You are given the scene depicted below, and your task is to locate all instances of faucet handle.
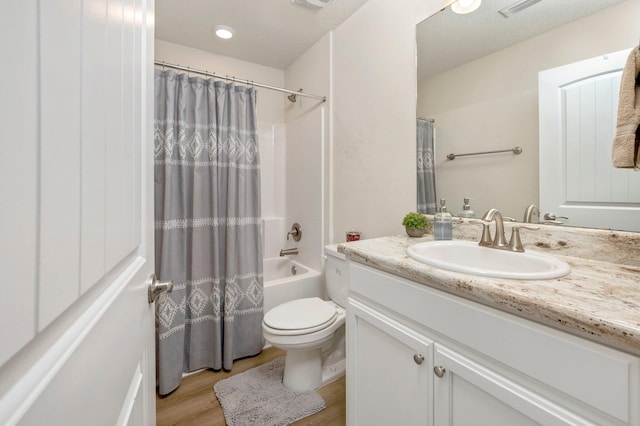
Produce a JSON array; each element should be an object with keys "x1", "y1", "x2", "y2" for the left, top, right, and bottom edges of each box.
[
  {"x1": 542, "y1": 213, "x2": 568, "y2": 225},
  {"x1": 508, "y1": 225, "x2": 540, "y2": 252},
  {"x1": 470, "y1": 219, "x2": 492, "y2": 246}
]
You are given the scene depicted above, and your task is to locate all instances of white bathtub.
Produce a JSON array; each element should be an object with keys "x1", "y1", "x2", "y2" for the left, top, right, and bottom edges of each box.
[{"x1": 262, "y1": 257, "x2": 323, "y2": 314}]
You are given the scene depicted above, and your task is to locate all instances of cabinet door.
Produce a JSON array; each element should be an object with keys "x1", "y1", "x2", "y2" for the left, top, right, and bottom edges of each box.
[
  {"x1": 433, "y1": 344, "x2": 595, "y2": 426},
  {"x1": 347, "y1": 299, "x2": 433, "y2": 426}
]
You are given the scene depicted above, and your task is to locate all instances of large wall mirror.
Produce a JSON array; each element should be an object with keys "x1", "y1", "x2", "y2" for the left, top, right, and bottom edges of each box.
[{"x1": 416, "y1": 0, "x2": 639, "y2": 231}]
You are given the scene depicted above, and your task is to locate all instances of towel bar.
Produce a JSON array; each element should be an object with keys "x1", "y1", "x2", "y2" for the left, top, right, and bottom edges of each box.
[{"x1": 447, "y1": 146, "x2": 522, "y2": 160}]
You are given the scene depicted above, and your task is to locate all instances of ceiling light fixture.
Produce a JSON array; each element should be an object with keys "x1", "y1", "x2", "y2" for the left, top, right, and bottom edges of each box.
[
  {"x1": 451, "y1": 0, "x2": 482, "y2": 14},
  {"x1": 214, "y1": 25, "x2": 235, "y2": 40},
  {"x1": 290, "y1": 0, "x2": 331, "y2": 9},
  {"x1": 498, "y1": 0, "x2": 541, "y2": 18}
]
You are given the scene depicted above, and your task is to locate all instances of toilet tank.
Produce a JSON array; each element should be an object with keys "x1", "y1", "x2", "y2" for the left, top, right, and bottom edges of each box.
[{"x1": 324, "y1": 244, "x2": 347, "y2": 307}]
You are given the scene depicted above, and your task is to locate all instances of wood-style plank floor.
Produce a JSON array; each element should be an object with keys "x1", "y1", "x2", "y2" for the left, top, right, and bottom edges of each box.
[{"x1": 156, "y1": 347, "x2": 346, "y2": 426}]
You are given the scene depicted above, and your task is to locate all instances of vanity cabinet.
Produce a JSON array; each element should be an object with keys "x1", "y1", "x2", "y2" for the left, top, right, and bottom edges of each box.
[
  {"x1": 346, "y1": 261, "x2": 640, "y2": 426},
  {"x1": 348, "y1": 298, "x2": 433, "y2": 425}
]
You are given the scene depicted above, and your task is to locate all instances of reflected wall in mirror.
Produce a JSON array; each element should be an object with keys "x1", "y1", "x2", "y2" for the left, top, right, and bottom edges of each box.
[{"x1": 416, "y1": 0, "x2": 639, "y2": 230}]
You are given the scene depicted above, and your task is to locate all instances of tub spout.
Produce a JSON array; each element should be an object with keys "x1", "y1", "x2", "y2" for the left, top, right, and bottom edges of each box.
[{"x1": 279, "y1": 248, "x2": 299, "y2": 256}]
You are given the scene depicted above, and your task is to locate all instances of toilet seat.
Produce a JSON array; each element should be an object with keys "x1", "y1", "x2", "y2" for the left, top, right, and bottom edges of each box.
[{"x1": 263, "y1": 297, "x2": 337, "y2": 336}]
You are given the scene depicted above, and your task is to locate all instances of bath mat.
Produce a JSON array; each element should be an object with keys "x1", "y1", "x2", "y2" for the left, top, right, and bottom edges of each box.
[{"x1": 214, "y1": 357, "x2": 326, "y2": 426}]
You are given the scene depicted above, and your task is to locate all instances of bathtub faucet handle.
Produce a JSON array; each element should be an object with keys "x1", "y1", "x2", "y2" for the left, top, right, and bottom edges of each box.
[{"x1": 287, "y1": 223, "x2": 302, "y2": 241}]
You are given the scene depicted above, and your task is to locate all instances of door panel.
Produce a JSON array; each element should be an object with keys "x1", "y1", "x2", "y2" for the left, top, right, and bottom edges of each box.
[
  {"x1": 348, "y1": 299, "x2": 433, "y2": 426},
  {"x1": 539, "y1": 48, "x2": 640, "y2": 231},
  {"x1": 0, "y1": 0, "x2": 156, "y2": 424},
  {"x1": 0, "y1": 0, "x2": 39, "y2": 366},
  {"x1": 434, "y1": 344, "x2": 592, "y2": 426}
]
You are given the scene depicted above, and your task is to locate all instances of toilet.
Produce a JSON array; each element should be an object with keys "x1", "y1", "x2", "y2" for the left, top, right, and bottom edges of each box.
[{"x1": 262, "y1": 244, "x2": 347, "y2": 392}]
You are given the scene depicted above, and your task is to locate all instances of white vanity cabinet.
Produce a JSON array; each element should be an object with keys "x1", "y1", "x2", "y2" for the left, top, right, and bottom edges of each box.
[
  {"x1": 346, "y1": 261, "x2": 640, "y2": 426},
  {"x1": 348, "y1": 298, "x2": 434, "y2": 425}
]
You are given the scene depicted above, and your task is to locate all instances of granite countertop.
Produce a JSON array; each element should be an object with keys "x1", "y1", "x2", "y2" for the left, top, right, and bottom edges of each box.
[{"x1": 338, "y1": 235, "x2": 640, "y2": 357}]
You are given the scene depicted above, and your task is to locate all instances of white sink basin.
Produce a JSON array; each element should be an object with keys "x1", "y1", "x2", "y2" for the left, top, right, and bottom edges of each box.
[{"x1": 407, "y1": 240, "x2": 571, "y2": 280}]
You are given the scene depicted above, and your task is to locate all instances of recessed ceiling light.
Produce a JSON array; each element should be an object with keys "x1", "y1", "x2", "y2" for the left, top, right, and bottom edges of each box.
[
  {"x1": 451, "y1": 0, "x2": 482, "y2": 14},
  {"x1": 214, "y1": 25, "x2": 235, "y2": 40}
]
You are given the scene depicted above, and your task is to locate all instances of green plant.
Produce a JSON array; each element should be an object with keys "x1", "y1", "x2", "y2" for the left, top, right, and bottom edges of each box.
[{"x1": 402, "y1": 212, "x2": 429, "y2": 229}]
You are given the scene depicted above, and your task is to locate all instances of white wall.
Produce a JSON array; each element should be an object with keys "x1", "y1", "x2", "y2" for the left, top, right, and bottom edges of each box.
[
  {"x1": 331, "y1": 0, "x2": 447, "y2": 240},
  {"x1": 259, "y1": 123, "x2": 287, "y2": 259},
  {"x1": 417, "y1": 0, "x2": 639, "y2": 220},
  {"x1": 284, "y1": 34, "x2": 331, "y2": 271}
]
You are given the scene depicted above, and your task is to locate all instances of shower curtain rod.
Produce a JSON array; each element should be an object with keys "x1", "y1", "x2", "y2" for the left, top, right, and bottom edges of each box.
[{"x1": 154, "y1": 61, "x2": 327, "y2": 102}]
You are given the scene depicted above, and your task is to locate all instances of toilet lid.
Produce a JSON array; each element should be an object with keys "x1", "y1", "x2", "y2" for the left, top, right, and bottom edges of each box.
[{"x1": 264, "y1": 297, "x2": 337, "y2": 332}]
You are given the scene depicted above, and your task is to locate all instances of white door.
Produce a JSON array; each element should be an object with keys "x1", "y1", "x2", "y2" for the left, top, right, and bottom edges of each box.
[
  {"x1": 0, "y1": 1, "x2": 156, "y2": 425},
  {"x1": 539, "y1": 48, "x2": 640, "y2": 231}
]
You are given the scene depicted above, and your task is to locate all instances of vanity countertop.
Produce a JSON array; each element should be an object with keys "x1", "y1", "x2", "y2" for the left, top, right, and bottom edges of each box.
[{"x1": 338, "y1": 235, "x2": 640, "y2": 357}]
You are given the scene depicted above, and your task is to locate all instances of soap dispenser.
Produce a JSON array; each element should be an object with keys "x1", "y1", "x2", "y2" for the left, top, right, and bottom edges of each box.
[
  {"x1": 459, "y1": 197, "x2": 476, "y2": 218},
  {"x1": 434, "y1": 198, "x2": 453, "y2": 240}
]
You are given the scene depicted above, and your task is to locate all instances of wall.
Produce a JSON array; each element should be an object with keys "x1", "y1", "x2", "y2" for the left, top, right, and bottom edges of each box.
[
  {"x1": 417, "y1": 0, "x2": 639, "y2": 220},
  {"x1": 284, "y1": 34, "x2": 331, "y2": 271},
  {"x1": 258, "y1": 123, "x2": 287, "y2": 258},
  {"x1": 331, "y1": 0, "x2": 447, "y2": 241}
]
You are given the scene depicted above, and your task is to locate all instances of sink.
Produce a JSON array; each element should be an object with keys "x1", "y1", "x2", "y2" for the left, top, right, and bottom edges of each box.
[{"x1": 406, "y1": 240, "x2": 571, "y2": 280}]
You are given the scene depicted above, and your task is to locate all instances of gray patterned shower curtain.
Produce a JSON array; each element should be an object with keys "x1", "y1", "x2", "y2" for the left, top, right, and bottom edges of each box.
[
  {"x1": 154, "y1": 69, "x2": 264, "y2": 395},
  {"x1": 417, "y1": 118, "x2": 437, "y2": 214}
]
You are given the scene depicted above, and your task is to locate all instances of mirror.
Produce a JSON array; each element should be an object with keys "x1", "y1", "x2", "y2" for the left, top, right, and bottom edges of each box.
[{"x1": 416, "y1": 0, "x2": 638, "y2": 229}]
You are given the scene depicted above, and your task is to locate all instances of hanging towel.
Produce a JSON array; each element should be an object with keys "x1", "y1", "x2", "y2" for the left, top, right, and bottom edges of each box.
[{"x1": 612, "y1": 46, "x2": 640, "y2": 168}]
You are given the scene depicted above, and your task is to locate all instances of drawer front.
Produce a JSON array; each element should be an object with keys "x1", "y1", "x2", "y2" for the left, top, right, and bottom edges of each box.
[{"x1": 349, "y1": 262, "x2": 640, "y2": 424}]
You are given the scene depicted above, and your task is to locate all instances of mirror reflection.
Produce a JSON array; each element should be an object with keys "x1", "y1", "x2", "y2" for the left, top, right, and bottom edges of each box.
[{"x1": 416, "y1": 0, "x2": 639, "y2": 230}]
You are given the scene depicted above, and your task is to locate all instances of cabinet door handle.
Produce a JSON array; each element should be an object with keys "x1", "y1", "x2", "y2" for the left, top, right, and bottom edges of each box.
[
  {"x1": 433, "y1": 366, "x2": 446, "y2": 378},
  {"x1": 413, "y1": 354, "x2": 424, "y2": 365}
]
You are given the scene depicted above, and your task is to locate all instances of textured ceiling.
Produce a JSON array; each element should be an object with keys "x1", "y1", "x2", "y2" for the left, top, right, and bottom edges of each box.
[
  {"x1": 417, "y1": 0, "x2": 628, "y2": 81},
  {"x1": 155, "y1": 0, "x2": 369, "y2": 70}
]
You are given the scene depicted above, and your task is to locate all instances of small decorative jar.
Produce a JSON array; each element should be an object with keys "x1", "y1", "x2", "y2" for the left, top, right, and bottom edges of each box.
[{"x1": 346, "y1": 229, "x2": 361, "y2": 242}]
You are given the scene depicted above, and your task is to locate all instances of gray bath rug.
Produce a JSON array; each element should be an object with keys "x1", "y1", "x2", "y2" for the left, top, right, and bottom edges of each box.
[{"x1": 214, "y1": 357, "x2": 326, "y2": 426}]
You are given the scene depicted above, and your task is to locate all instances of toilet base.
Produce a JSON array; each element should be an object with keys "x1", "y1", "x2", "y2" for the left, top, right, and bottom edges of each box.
[
  {"x1": 283, "y1": 348, "x2": 323, "y2": 392},
  {"x1": 319, "y1": 358, "x2": 346, "y2": 388},
  {"x1": 281, "y1": 348, "x2": 346, "y2": 392}
]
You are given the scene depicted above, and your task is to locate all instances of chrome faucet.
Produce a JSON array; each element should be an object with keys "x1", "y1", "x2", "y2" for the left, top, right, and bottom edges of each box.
[
  {"x1": 523, "y1": 204, "x2": 540, "y2": 223},
  {"x1": 475, "y1": 208, "x2": 539, "y2": 252},
  {"x1": 279, "y1": 247, "x2": 299, "y2": 256},
  {"x1": 481, "y1": 208, "x2": 509, "y2": 248}
]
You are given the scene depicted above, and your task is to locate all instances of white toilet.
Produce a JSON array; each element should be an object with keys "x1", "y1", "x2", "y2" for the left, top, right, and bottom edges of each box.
[{"x1": 262, "y1": 244, "x2": 347, "y2": 392}]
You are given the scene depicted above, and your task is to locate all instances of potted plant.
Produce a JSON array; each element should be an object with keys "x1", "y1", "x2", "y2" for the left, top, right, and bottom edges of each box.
[{"x1": 402, "y1": 212, "x2": 429, "y2": 237}]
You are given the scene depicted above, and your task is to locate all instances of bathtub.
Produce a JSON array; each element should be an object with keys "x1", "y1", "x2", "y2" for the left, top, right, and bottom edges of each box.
[{"x1": 262, "y1": 257, "x2": 323, "y2": 314}]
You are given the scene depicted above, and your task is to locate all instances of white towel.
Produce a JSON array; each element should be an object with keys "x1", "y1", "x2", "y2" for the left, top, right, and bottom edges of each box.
[{"x1": 612, "y1": 46, "x2": 640, "y2": 168}]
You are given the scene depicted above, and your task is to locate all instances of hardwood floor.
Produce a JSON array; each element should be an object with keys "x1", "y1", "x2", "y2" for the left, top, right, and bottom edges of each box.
[{"x1": 156, "y1": 347, "x2": 346, "y2": 426}]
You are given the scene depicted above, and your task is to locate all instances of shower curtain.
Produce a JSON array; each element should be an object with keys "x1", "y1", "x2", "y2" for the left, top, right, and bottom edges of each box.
[
  {"x1": 417, "y1": 118, "x2": 437, "y2": 214},
  {"x1": 154, "y1": 69, "x2": 263, "y2": 395}
]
